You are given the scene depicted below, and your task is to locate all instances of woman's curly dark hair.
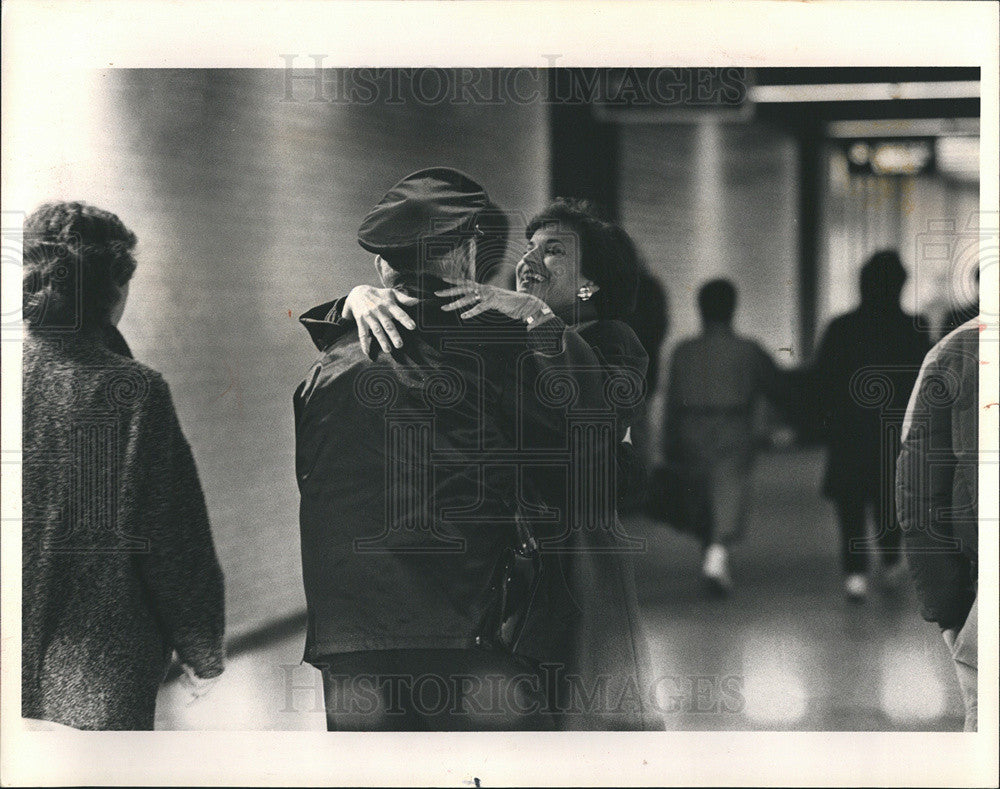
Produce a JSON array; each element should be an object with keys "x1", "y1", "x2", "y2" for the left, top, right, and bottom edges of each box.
[
  {"x1": 23, "y1": 202, "x2": 137, "y2": 329},
  {"x1": 525, "y1": 198, "x2": 639, "y2": 320}
]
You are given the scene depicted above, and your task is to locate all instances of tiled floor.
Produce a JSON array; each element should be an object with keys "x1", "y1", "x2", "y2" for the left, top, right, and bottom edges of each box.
[{"x1": 155, "y1": 447, "x2": 965, "y2": 731}]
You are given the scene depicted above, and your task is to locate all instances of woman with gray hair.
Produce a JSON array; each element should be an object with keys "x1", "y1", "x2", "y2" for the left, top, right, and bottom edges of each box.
[{"x1": 21, "y1": 201, "x2": 225, "y2": 730}]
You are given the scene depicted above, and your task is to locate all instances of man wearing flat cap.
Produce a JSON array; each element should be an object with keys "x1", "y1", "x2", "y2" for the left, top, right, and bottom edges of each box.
[{"x1": 294, "y1": 168, "x2": 610, "y2": 731}]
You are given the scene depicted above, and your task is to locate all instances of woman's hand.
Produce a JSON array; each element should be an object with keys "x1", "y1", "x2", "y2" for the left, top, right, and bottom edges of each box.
[
  {"x1": 343, "y1": 285, "x2": 417, "y2": 354},
  {"x1": 436, "y1": 277, "x2": 549, "y2": 322}
]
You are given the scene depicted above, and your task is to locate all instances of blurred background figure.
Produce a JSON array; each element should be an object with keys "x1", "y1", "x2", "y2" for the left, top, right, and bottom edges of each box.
[
  {"x1": 662, "y1": 278, "x2": 780, "y2": 596},
  {"x1": 897, "y1": 316, "x2": 980, "y2": 731},
  {"x1": 812, "y1": 250, "x2": 931, "y2": 602},
  {"x1": 938, "y1": 267, "x2": 980, "y2": 340},
  {"x1": 21, "y1": 202, "x2": 226, "y2": 730}
]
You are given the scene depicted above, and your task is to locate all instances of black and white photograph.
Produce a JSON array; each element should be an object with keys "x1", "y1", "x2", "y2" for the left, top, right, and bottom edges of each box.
[{"x1": 1, "y1": 1, "x2": 997, "y2": 786}]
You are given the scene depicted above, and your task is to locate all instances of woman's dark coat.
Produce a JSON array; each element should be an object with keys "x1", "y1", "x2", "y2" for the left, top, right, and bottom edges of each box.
[
  {"x1": 512, "y1": 318, "x2": 659, "y2": 730},
  {"x1": 813, "y1": 301, "x2": 931, "y2": 502},
  {"x1": 22, "y1": 326, "x2": 225, "y2": 730}
]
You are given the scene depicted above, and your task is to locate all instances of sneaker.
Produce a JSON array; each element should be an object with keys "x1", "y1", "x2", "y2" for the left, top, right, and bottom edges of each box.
[
  {"x1": 845, "y1": 573, "x2": 868, "y2": 602},
  {"x1": 702, "y1": 544, "x2": 733, "y2": 596}
]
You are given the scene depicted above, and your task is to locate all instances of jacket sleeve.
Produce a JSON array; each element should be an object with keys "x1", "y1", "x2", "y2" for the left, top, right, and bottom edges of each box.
[
  {"x1": 299, "y1": 296, "x2": 357, "y2": 352},
  {"x1": 516, "y1": 317, "x2": 649, "y2": 519},
  {"x1": 123, "y1": 374, "x2": 227, "y2": 677},
  {"x1": 896, "y1": 348, "x2": 975, "y2": 631},
  {"x1": 579, "y1": 321, "x2": 650, "y2": 507},
  {"x1": 522, "y1": 317, "x2": 648, "y2": 440}
]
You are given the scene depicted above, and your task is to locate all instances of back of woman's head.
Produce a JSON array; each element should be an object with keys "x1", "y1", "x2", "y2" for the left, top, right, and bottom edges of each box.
[
  {"x1": 525, "y1": 197, "x2": 639, "y2": 320},
  {"x1": 23, "y1": 202, "x2": 137, "y2": 329}
]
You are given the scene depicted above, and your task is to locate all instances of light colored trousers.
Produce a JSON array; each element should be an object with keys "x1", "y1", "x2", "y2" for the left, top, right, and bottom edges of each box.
[
  {"x1": 675, "y1": 412, "x2": 754, "y2": 546},
  {"x1": 944, "y1": 596, "x2": 977, "y2": 732}
]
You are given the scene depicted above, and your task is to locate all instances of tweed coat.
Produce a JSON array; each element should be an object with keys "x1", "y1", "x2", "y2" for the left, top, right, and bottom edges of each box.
[{"x1": 22, "y1": 325, "x2": 225, "y2": 730}]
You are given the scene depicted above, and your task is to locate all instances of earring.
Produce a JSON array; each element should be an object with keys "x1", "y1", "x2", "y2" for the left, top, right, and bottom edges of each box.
[{"x1": 577, "y1": 284, "x2": 594, "y2": 301}]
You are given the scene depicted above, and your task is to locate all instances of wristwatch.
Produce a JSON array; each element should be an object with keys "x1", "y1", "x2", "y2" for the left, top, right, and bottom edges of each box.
[{"x1": 524, "y1": 304, "x2": 553, "y2": 326}]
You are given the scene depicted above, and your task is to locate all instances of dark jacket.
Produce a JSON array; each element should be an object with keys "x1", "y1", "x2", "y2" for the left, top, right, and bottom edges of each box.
[
  {"x1": 813, "y1": 302, "x2": 931, "y2": 500},
  {"x1": 294, "y1": 298, "x2": 618, "y2": 661},
  {"x1": 896, "y1": 318, "x2": 979, "y2": 631},
  {"x1": 22, "y1": 326, "x2": 225, "y2": 730}
]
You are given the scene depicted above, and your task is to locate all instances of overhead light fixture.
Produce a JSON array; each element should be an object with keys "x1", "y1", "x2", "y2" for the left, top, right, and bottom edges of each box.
[
  {"x1": 842, "y1": 139, "x2": 934, "y2": 175},
  {"x1": 870, "y1": 141, "x2": 933, "y2": 175},
  {"x1": 750, "y1": 81, "x2": 980, "y2": 103},
  {"x1": 827, "y1": 118, "x2": 980, "y2": 138}
]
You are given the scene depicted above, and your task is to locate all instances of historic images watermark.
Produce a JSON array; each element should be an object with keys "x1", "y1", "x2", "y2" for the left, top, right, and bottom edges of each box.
[
  {"x1": 3, "y1": 212, "x2": 86, "y2": 340},
  {"x1": 279, "y1": 62, "x2": 749, "y2": 109},
  {"x1": 912, "y1": 211, "x2": 997, "y2": 330},
  {"x1": 277, "y1": 663, "x2": 746, "y2": 720}
]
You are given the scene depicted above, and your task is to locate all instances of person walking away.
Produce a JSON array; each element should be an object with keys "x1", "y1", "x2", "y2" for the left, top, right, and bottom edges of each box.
[
  {"x1": 21, "y1": 202, "x2": 225, "y2": 730},
  {"x1": 663, "y1": 278, "x2": 780, "y2": 596},
  {"x1": 813, "y1": 250, "x2": 931, "y2": 601}
]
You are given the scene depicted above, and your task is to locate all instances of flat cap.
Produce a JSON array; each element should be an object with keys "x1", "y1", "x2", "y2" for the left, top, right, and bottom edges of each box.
[{"x1": 357, "y1": 167, "x2": 489, "y2": 261}]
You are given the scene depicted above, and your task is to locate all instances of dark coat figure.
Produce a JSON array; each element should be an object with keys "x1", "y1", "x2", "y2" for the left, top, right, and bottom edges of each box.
[
  {"x1": 300, "y1": 184, "x2": 658, "y2": 730},
  {"x1": 812, "y1": 251, "x2": 931, "y2": 586},
  {"x1": 296, "y1": 303, "x2": 644, "y2": 652},
  {"x1": 22, "y1": 326, "x2": 226, "y2": 730}
]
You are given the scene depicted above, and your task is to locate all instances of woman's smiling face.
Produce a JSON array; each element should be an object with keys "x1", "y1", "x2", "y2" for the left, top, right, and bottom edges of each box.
[{"x1": 516, "y1": 225, "x2": 585, "y2": 314}]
